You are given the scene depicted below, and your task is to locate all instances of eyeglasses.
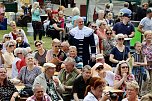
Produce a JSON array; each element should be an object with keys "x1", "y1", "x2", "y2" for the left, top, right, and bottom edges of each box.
[
  {"x1": 28, "y1": 58, "x2": 34, "y2": 60},
  {"x1": 118, "y1": 38, "x2": 124, "y2": 41},
  {"x1": 106, "y1": 32, "x2": 112, "y2": 35},
  {"x1": 36, "y1": 91, "x2": 43, "y2": 93},
  {"x1": 35, "y1": 44, "x2": 41, "y2": 47},
  {"x1": 5, "y1": 37, "x2": 10, "y2": 39},
  {"x1": 17, "y1": 53, "x2": 22, "y2": 54},
  {"x1": 121, "y1": 66, "x2": 128, "y2": 69},
  {"x1": 54, "y1": 45, "x2": 60, "y2": 48},
  {"x1": 92, "y1": 26, "x2": 97, "y2": 28},
  {"x1": 0, "y1": 71, "x2": 6, "y2": 74},
  {"x1": 9, "y1": 45, "x2": 14, "y2": 47}
]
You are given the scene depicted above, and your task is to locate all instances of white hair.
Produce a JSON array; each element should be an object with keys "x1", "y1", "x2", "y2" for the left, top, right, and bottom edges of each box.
[
  {"x1": 72, "y1": 7, "x2": 80, "y2": 16},
  {"x1": 115, "y1": 33, "x2": 124, "y2": 40}
]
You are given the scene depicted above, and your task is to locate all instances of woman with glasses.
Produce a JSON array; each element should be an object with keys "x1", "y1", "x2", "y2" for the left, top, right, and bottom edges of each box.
[
  {"x1": 9, "y1": 21, "x2": 28, "y2": 43},
  {"x1": 3, "y1": 41, "x2": 15, "y2": 78},
  {"x1": 102, "y1": 29, "x2": 116, "y2": 66},
  {"x1": 1, "y1": 34, "x2": 11, "y2": 53},
  {"x1": 110, "y1": 34, "x2": 131, "y2": 68},
  {"x1": 0, "y1": 68, "x2": 19, "y2": 101},
  {"x1": 34, "y1": 40, "x2": 47, "y2": 66},
  {"x1": 96, "y1": 20, "x2": 108, "y2": 52},
  {"x1": 114, "y1": 61, "x2": 134, "y2": 91},
  {"x1": 46, "y1": 38, "x2": 66, "y2": 71}
]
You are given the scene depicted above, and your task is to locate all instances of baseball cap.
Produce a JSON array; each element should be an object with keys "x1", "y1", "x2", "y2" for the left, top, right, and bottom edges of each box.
[
  {"x1": 43, "y1": 63, "x2": 56, "y2": 69},
  {"x1": 96, "y1": 54, "x2": 104, "y2": 60},
  {"x1": 123, "y1": 13, "x2": 131, "y2": 17}
]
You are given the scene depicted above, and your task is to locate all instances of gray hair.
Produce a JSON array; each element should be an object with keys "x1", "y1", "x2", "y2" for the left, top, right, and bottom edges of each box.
[
  {"x1": 64, "y1": 57, "x2": 75, "y2": 64},
  {"x1": 72, "y1": 7, "x2": 80, "y2": 16},
  {"x1": 14, "y1": 48, "x2": 23, "y2": 57},
  {"x1": 33, "y1": 83, "x2": 44, "y2": 92},
  {"x1": 82, "y1": 65, "x2": 91, "y2": 72},
  {"x1": 141, "y1": 93, "x2": 152, "y2": 101},
  {"x1": 115, "y1": 33, "x2": 124, "y2": 40},
  {"x1": 69, "y1": 46, "x2": 77, "y2": 50}
]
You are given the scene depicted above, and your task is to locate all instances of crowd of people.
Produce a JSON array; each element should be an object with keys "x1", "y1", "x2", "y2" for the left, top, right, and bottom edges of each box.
[{"x1": 0, "y1": 1, "x2": 152, "y2": 101}]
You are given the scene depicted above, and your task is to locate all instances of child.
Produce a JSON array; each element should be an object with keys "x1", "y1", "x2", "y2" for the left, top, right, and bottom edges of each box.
[{"x1": 132, "y1": 41, "x2": 147, "y2": 94}]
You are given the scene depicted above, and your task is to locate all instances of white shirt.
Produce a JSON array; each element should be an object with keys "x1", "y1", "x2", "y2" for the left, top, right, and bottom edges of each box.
[
  {"x1": 122, "y1": 98, "x2": 140, "y2": 101},
  {"x1": 83, "y1": 92, "x2": 98, "y2": 101}
]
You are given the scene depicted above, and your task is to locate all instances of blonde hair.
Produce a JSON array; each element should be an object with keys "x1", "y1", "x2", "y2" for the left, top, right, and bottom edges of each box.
[
  {"x1": 144, "y1": 30, "x2": 152, "y2": 38},
  {"x1": 115, "y1": 60, "x2": 131, "y2": 75},
  {"x1": 14, "y1": 48, "x2": 23, "y2": 56},
  {"x1": 52, "y1": 38, "x2": 61, "y2": 45},
  {"x1": 10, "y1": 21, "x2": 16, "y2": 26},
  {"x1": 126, "y1": 81, "x2": 139, "y2": 93},
  {"x1": 72, "y1": 7, "x2": 80, "y2": 16},
  {"x1": 115, "y1": 33, "x2": 124, "y2": 40},
  {"x1": 69, "y1": 46, "x2": 77, "y2": 50},
  {"x1": 141, "y1": 93, "x2": 152, "y2": 101},
  {"x1": 97, "y1": 10, "x2": 104, "y2": 14}
]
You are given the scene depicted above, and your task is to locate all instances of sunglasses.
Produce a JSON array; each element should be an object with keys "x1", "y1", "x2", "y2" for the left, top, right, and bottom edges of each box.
[
  {"x1": 106, "y1": 32, "x2": 112, "y2": 35},
  {"x1": 5, "y1": 37, "x2": 10, "y2": 39},
  {"x1": 54, "y1": 45, "x2": 60, "y2": 48},
  {"x1": 118, "y1": 38, "x2": 124, "y2": 41},
  {"x1": 121, "y1": 66, "x2": 128, "y2": 69},
  {"x1": 17, "y1": 53, "x2": 22, "y2": 54},
  {"x1": 9, "y1": 45, "x2": 14, "y2": 47},
  {"x1": 92, "y1": 26, "x2": 97, "y2": 28},
  {"x1": 35, "y1": 44, "x2": 41, "y2": 47}
]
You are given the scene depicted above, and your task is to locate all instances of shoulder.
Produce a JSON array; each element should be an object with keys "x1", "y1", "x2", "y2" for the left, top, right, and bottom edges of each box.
[
  {"x1": 84, "y1": 92, "x2": 98, "y2": 101},
  {"x1": 122, "y1": 98, "x2": 128, "y2": 101}
]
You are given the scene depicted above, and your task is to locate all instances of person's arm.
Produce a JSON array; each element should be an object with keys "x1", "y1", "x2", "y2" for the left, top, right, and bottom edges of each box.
[
  {"x1": 128, "y1": 31, "x2": 135, "y2": 38},
  {"x1": 52, "y1": 23, "x2": 64, "y2": 31},
  {"x1": 137, "y1": 24, "x2": 144, "y2": 34},
  {"x1": 136, "y1": 56, "x2": 147, "y2": 66},
  {"x1": 126, "y1": 52, "x2": 131, "y2": 62},
  {"x1": 132, "y1": 56, "x2": 140, "y2": 67},
  {"x1": 10, "y1": 92, "x2": 19, "y2": 101},
  {"x1": 109, "y1": 54, "x2": 119, "y2": 63},
  {"x1": 114, "y1": 73, "x2": 127, "y2": 89},
  {"x1": 73, "y1": 93, "x2": 79, "y2": 101}
]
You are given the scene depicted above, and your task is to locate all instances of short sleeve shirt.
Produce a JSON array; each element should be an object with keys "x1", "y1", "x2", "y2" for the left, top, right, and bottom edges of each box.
[
  {"x1": 139, "y1": 17, "x2": 152, "y2": 31},
  {"x1": 113, "y1": 22, "x2": 135, "y2": 35}
]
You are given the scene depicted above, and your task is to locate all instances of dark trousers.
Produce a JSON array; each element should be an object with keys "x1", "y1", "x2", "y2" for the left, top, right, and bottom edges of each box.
[
  {"x1": 62, "y1": 95, "x2": 72, "y2": 101},
  {"x1": 32, "y1": 21, "x2": 43, "y2": 41}
]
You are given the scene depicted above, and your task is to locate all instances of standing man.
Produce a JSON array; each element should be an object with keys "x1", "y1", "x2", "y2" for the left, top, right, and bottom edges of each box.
[
  {"x1": 72, "y1": 65, "x2": 92, "y2": 101},
  {"x1": 69, "y1": 17, "x2": 96, "y2": 65},
  {"x1": 120, "y1": 2, "x2": 132, "y2": 16},
  {"x1": 112, "y1": 13, "x2": 135, "y2": 48},
  {"x1": 138, "y1": 8, "x2": 152, "y2": 34},
  {"x1": 58, "y1": 57, "x2": 80, "y2": 101}
]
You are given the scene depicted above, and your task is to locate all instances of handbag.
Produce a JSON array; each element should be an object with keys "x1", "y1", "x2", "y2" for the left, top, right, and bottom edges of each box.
[{"x1": 19, "y1": 86, "x2": 33, "y2": 97}]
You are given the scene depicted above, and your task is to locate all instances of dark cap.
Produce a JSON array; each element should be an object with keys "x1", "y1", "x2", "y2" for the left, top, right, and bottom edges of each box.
[
  {"x1": 147, "y1": 8, "x2": 152, "y2": 14},
  {"x1": 123, "y1": 13, "x2": 131, "y2": 17}
]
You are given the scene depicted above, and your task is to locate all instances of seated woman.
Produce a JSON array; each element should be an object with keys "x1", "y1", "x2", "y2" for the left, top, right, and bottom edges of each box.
[
  {"x1": 69, "y1": 46, "x2": 83, "y2": 69},
  {"x1": 1, "y1": 34, "x2": 11, "y2": 53},
  {"x1": 17, "y1": 54, "x2": 42, "y2": 96},
  {"x1": 122, "y1": 81, "x2": 140, "y2": 101},
  {"x1": 114, "y1": 61, "x2": 134, "y2": 91},
  {"x1": 34, "y1": 40, "x2": 47, "y2": 66},
  {"x1": 110, "y1": 34, "x2": 131, "y2": 68},
  {"x1": 0, "y1": 68, "x2": 18, "y2": 101},
  {"x1": 83, "y1": 77, "x2": 109, "y2": 101},
  {"x1": 46, "y1": 38, "x2": 66, "y2": 71},
  {"x1": 9, "y1": 21, "x2": 28, "y2": 43}
]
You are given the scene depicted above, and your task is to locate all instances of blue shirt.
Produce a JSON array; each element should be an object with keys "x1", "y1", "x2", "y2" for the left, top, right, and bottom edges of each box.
[
  {"x1": 32, "y1": 8, "x2": 41, "y2": 22},
  {"x1": 113, "y1": 22, "x2": 135, "y2": 35}
]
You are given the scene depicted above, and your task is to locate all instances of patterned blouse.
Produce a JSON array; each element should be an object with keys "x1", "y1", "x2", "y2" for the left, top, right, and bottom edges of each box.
[
  {"x1": 142, "y1": 42, "x2": 152, "y2": 69},
  {"x1": 115, "y1": 74, "x2": 134, "y2": 91},
  {"x1": 26, "y1": 93, "x2": 52, "y2": 101},
  {"x1": 0, "y1": 80, "x2": 18, "y2": 101}
]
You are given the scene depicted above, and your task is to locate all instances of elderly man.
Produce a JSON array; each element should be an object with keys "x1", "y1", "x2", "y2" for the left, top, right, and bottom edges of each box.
[
  {"x1": 33, "y1": 63, "x2": 64, "y2": 101},
  {"x1": 69, "y1": 17, "x2": 96, "y2": 65},
  {"x1": 58, "y1": 57, "x2": 80, "y2": 101},
  {"x1": 72, "y1": 65, "x2": 92, "y2": 101},
  {"x1": 26, "y1": 84, "x2": 52, "y2": 101}
]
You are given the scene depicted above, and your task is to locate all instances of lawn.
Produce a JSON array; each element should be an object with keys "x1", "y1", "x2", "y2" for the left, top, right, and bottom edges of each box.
[{"x1": 0, "y1": 26, "x2": 52, "y2": 51}]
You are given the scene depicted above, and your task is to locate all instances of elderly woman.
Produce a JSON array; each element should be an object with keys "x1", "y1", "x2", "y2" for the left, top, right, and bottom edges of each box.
[
  {"x1": 34, "y1": 40, "x2": 47, "y2": 66},
  {"x1": 141, "y1": 30, "x2": 152, "y2": 95},
  {"x1": 102, "y1": 29, "x2": 116, "y2": 66},
  {"x1": 110, "y1": 34, "x2": 131, "y2": 68},
  {"x1": 0, "y1": 68, "x2": 18, "y2": 101},
  {"x1": 96, "y1": 10, "x2": 106, "y2": 28},
  {"x1": 114, "y1": 61, "x2": 134, "y2": 91},
  {"x1": 3, "y1": 41, "x2": 15, "y2": 78},
  {"x1": 71, "y1": 7, "x2": 80, "y2": 27},
  {"x1": 46, "y1": 38, "x2": 66, "y2": 71},
  {"x1": 9, "y1": 21, "x2": 28, "y2": 43},
  {"x1": 96, "y1": 20, "x2": 108, "y2": 52},
  {"x1": 1, "y1": 34, "x2": 11, "y2": 53},
  {"x1": 17, "y1": 54, "x2": 41, "y2": 96},
  {"x1": 122, "y1": 81, "x2": 140, "y2": 101},
  {"x1": 12, "y1": 48, "x2": 24, "y2": 78}
]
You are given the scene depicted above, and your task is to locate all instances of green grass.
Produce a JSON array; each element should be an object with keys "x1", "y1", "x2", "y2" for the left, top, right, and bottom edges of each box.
[{"x1": 1, "y1": 26, "x2": 52, "y2": 51}]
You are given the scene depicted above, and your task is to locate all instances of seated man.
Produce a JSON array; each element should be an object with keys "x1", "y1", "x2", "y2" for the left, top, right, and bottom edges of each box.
[
  {"x1": 27, "y1": 84, "x2": 52, "y2": 101},
  {"x1": 58, "y1": 57, "x2": 80, "y2": 101},
  {"x1": 72, "y1": 65, "x2": 92, "y2": 101},
  {"x1": 91, "y1": 54, "x2": 112, "y2": 77},
  {"x1": 33, "y1": 63, "x2": 64, "y2": 101}
]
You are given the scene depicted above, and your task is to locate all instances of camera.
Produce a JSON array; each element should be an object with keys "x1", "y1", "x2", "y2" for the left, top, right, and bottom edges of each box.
[{"x1": 109, "y1": 91, "x2": 118, "y2": 101}]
